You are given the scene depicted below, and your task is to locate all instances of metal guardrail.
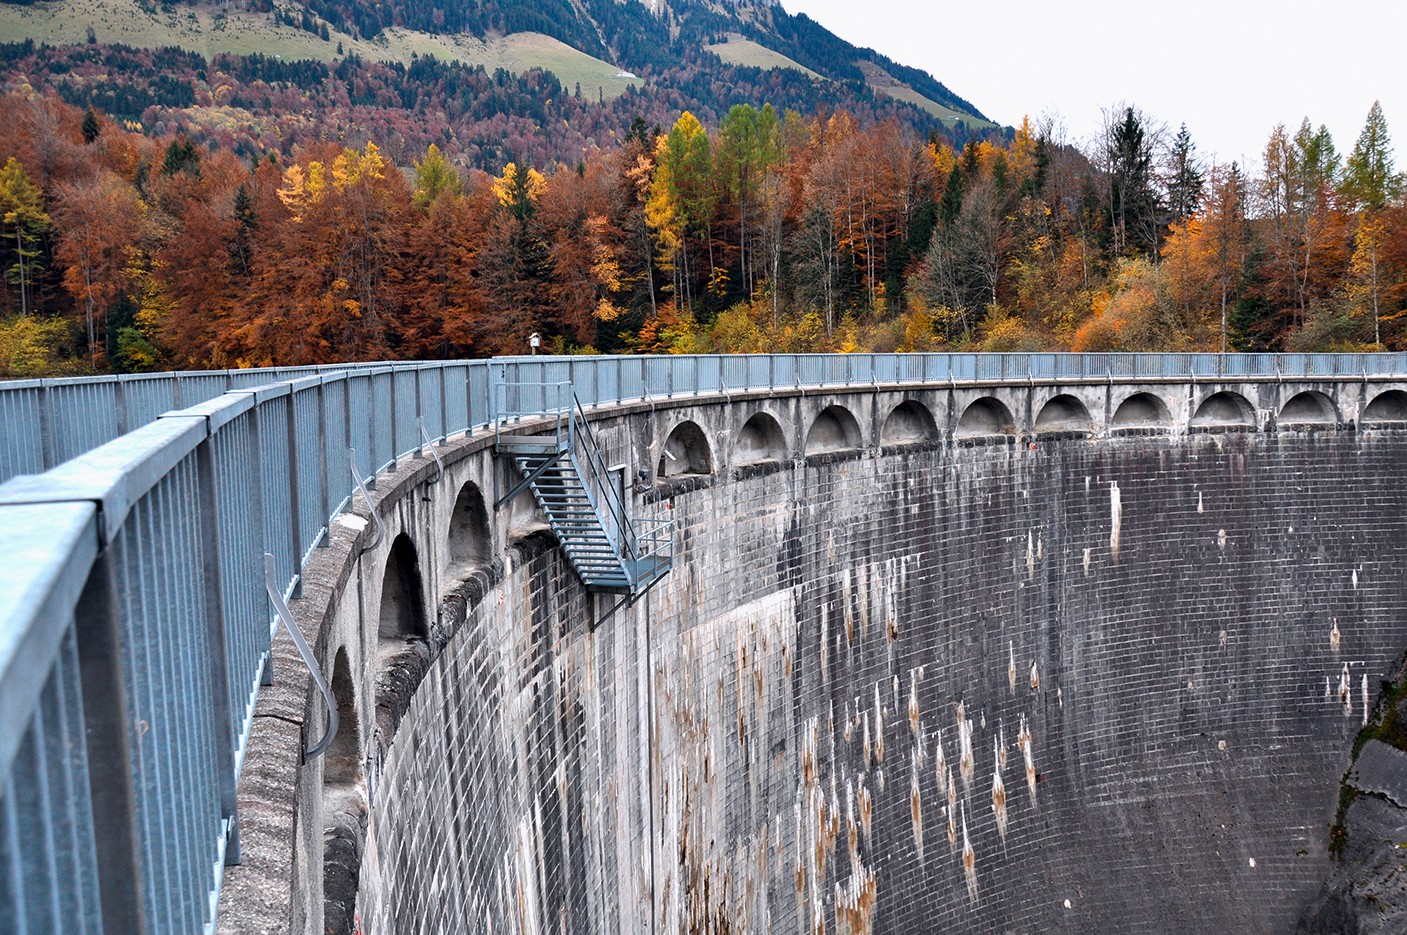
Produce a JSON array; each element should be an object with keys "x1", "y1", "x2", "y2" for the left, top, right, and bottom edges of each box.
[
  {"x1": 0, "y1": 361, "x2": 486, "y2": 935},
  {"x1": 7, "y1": 352, "x2": 1407, "y2": 487},
  {"x1": 0, "y1": 363, "x2": 398, "y2": 486},
  {"x1": 2, "y1": 350, "x2": 1407, "y2": 934}
]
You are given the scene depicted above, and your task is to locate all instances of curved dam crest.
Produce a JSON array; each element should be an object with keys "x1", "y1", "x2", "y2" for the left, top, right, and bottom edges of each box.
[{"x1": 220, "y1": 382, "x2": 1407, "y2": 934}]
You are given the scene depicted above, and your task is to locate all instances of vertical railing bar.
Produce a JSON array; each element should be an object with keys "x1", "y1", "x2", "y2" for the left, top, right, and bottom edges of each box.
[
  {"x1": 52, "y1": 630, "x2": 101, "y2": 933},
  {"x1": 438, "y1": 365, "x2": 448, "y2": 442},
  {"x1": 315, "y1": 382, "x2": 329, "y2": 549},
  {"x1": 114, "y1": 378, "x2": 129, "y2": 436},
  {"x1": 154, "y1": 472, "x2": 194, "y2": 932},
  {"x1": 72, "y1": 543, "x2": 146, "y2": 933},
  {"x1": 37, "y1": 382, "x2": 56, "y2": 470},
  {"x1": 283, "y1": 392, "x2": 304, "y2": 598},
  {"x1": 180, "y1": 457, "x2": 215, "y2": 930},
  {"x1": 193, "y1": 435, "x2": 241, "y2": 868},
  {"x1": 3, "y1": 766, "x2": 31, "y2": 935},
  {"x1": 26, "y1": 698, "x2": 62, "y2": 934}
]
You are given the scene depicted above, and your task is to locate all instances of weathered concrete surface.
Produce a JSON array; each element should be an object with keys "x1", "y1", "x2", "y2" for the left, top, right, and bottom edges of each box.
[{"x1": 218, "y1": 382, "x2": 1407, "y2": 935}]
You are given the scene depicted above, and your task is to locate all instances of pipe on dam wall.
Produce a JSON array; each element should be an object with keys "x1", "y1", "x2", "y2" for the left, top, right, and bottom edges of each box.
[{"x1": 218, "y1": 382, "x2": 1407, "y2": 935}]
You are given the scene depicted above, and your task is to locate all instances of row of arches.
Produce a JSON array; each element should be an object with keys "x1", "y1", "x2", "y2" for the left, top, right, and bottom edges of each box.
[
  {"x1": 321, "y1": 479, "x2": 494, "y2": 935},
  {"x1": 655, "y1": 389, "x2": 1407, "y2": 479}
]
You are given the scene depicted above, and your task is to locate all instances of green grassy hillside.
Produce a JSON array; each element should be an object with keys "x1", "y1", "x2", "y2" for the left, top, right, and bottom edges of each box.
[
  {"x1": 0, "y1": 0, "x2": 640, "y2": 99},
  {"x1": 707, "y1": 33, "x2": 819, "y2": 80}
]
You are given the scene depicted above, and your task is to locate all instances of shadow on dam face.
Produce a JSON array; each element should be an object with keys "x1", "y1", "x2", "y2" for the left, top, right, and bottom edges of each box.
[{"x1": 348, "y1": 426, "x2": 1407, "y2": 935}]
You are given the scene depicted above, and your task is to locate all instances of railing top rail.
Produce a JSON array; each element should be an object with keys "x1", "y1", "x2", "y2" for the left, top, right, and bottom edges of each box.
[
  {"x1": 0, "y1": 415, "x2": 207, "y2": 541},
  {"x1": 0, "y1": 502, "x2": 99, "y2": 776},
  {"x1": 170, "y1": 390, "x2": 260, "y2": 432}
]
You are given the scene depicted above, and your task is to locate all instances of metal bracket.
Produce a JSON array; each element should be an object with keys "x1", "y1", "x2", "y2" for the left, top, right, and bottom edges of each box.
[
  {"x1": 264, "y1": 553, "x2": 338, "y2": 760},
  {"x1": 418, "y1": 417, "x2": 444, "y2": 484},
  {"x1": 349, "y1": 448, "x2": 385, "y2": 553},
  {"x1": 495, "y1": 451, "x2": 567, "y2": 509}
]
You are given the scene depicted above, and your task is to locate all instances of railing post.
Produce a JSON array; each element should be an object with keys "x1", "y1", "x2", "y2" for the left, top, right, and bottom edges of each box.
[
  {"x1": 246, "y1": 399, "x2": 275, "y2": 687},
  {"x1": 37, "y1": 381, "x2": 56, "y2": 470},
  {"x1": 283, "y1": 392, "x2": 304, "y2": 598},
  {"x1": 114, "y1": 377, "x2": 129, "y2": 436},
  {"x1": 73, "y1": 550, "x2": 147, "y2": 934},
  {"x1": 388, "y1": 371, "x2": 399, "y2": 474},
  {"x1": 365, "y1": 374, "x2": 379, "y2": 491},
  {"x1": 438, "y1": 365, "x2": 448, "y2": 442},
  {"x1": 315, "y1": 381, "x2": 329, "y2": 548},
  {"x1": 193, "y1": 435, "x2": 242, "y2": 865},
  {"x1": 342, "y1": 377, "x2": 353, "y2": 475},
  {"x1": 413, "y1": 366, "x2": 424, "y2": 445}
]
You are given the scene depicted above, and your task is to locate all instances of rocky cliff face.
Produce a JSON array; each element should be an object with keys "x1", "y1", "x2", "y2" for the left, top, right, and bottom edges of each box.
[{"x1": 1300, "y1": 653, "x2": 1407, "y2": 935}]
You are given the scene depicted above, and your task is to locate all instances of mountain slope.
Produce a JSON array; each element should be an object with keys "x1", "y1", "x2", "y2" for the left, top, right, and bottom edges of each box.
[
  {"x1": 0, "y1": 0, "x2": 990, "y2": 122},
  {"x1": 0, "y1": 0, "x2": 1000, "y2": 169},
  {"x1": 0, "y1": 0, "x2": 641, "y2": 98}
]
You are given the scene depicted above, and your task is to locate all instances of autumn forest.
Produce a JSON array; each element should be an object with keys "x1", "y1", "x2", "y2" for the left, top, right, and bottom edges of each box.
[{"x1": 0, "y1": 90, "x2": 1404, "y2": 374}]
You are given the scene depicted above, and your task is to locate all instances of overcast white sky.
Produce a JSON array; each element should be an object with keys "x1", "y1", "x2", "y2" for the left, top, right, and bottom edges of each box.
[{"x1": 780, "y1": 0, "x2": 1407, "y2": 170}]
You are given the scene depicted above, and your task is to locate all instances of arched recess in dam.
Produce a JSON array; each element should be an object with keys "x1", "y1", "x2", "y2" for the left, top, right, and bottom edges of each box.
[
  {"x1": 1363, "y1": 388, "x2": 1407, "y2": 423},
  {"x1": 1111, "y1": 391, "x2": 1172, "y2": 429},
  {"x1": 1033, "y1": 393, "x2": 1094, "y2": 433},
  {"x1": 805, "y1": 404, "x2": 864, "y2": 455},
  {"x1": 955, "y1": 396, "x2": 1017, "y2": 438},
  {"x1": 221, "y1": 381, "x2": 1407, "y2": 935},
  {"x1": 1279, "y1": 390, "x2": 1339, "y2": 426},
  {"x1": 658, "y1": 419, "x2": 715, "y2": 478},
  {"x1": 733, "y1": 411, "x2": 789, "y2": 466},
  {"x1": 881, "y1": 400, "x2": 939, "y2": 446},
  {"x1": 1191, "y1": 390, "x2": 1256, "y2": 429}
]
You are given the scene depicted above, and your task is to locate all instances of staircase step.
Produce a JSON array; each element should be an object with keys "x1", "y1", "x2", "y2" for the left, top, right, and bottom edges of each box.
[{"x1": 499, "y1": 434, "x2": 564, "y2": 449}]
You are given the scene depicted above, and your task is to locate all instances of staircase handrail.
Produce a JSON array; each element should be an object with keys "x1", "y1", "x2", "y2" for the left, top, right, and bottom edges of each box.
[
  {"x1": 492, "y1": 378, "x2": 573, "y2": 451},
  {"x1": 491, "y1": 376, "x2": 673, "y2": 582},
  {"x1": 570, "y1": 394, "x2": 638, "y2": 559}
]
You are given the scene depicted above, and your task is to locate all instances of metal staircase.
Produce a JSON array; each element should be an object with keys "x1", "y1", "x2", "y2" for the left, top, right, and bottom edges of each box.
[{"x1": 493, "y1": 380, "x2": 672, "y2": 598}]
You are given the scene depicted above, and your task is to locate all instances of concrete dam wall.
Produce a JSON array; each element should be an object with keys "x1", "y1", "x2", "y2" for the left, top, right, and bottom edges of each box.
[{"x1": 221, "y1": 380, "x2": 1407, "y2": 934}]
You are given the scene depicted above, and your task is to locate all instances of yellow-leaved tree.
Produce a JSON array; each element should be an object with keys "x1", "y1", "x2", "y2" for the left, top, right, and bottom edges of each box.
[{"x1": 492, "y1": 162, "x2": 546, "y2": 223}]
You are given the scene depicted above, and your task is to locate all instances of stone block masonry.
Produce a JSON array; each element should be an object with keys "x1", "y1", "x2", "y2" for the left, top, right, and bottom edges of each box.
[{"x1": 222, "y1": 385, "x2": 1407, "y2": 935}]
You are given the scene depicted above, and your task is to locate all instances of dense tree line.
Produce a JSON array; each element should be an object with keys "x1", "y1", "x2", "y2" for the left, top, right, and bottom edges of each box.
[{"x1": 0, "y1": 92, "x2": 1403, "y2": 376}]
